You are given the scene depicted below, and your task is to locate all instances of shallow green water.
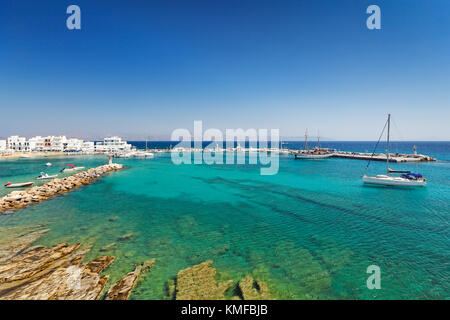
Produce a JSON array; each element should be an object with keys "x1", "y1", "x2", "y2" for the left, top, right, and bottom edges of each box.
[{"x1": 0, "y1": 150, "x2": 449, "y2": 299}]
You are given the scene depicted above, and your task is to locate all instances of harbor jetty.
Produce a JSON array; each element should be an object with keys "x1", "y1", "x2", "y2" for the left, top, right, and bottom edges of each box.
[
  {"x1": 329, "y1": 151, "x2": 436, "y2": 162},
  {"x1": 167, "y1": 146, "x2": 436, "y2": 162},
  {"x1": 0, "y1": 163, "x2": 124, "y2": 214}
]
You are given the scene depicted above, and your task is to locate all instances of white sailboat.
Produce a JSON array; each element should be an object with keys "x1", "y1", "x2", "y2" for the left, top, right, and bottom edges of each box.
[{"x1": 362, "y1": 114, "x2": 427, "y2": 187}]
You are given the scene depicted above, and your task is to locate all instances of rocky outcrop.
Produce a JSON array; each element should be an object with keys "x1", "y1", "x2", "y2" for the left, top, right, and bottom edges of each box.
[
  {"x1": 0, "y1": 226, "x2": 115, "y2": 300},
  {"x1": 0, "y1": 164, "x2": 124, "y2": 214},
  {"x1": 175, "y1": 261, "x2": 233, "y2": 300},
  {"x1": 106, "y1": 259, "x2": 155, "y2": 300},
  {"x1": 238, "y1": 276, "x2": 273, "y2": 300},
  {"x1": 0, "y1": 226, "x2": 50, "y2": 264},
  {"x1": 0, "y1": 225, "x2": 160, "y2": 300}
]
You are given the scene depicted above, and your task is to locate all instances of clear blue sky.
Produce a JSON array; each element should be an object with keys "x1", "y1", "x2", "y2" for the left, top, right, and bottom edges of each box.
[{"x1": 0, "y1": 0, "x2": 449, "y2": 140}]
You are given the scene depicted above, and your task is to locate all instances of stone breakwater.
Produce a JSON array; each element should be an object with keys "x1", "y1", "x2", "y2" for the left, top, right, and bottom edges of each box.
[{"x1": 0, "y1": 164, "x2": 124, "y2": 214}]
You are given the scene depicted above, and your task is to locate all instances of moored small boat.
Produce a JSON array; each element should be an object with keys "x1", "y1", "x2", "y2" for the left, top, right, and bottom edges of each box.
[
  {"x1": 36, "y1": 172, "x2": 59, "y2": 180},
  {"x1": 60, "y1": 164, "x2": 85, "y2": 172},
  {"x1": 4, "y1": 182, "x2": 34, "y2": 188}
]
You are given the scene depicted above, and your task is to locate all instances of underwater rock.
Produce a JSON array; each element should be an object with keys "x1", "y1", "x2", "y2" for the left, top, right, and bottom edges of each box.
[
  {"x1": 0, "y1": 164, "x2": 124, "y2": 215},
  {"x1": 100, "y1": 243, "x2": 117, "y2": 252},
  {"x1": 105, "y1": 259, "x2": 155, "y2": 300},
  {"x1": 166, "y1": 279, "x2": 176, "y2": 299},
  {"x1": 108, "y1": 216, "x2": 119, "y2": 222},
  {"x1": 238, "y1": 276, "x2": 273, "y2": 300},
  {"x1": 175, "y1": 260, "x2": 233, "y2": 300},
  {"x1": 118, "y1": 233, "x2": 136, "y2": 241}
]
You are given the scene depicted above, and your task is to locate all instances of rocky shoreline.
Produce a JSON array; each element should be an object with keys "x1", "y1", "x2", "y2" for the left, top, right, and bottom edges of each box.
[
  {"x1": 0, "y1": 164, "x2": 124, "y2": 214},
  {"x1": 0, "y1": 225, "x2": 153, "y2": 300},
  {"x1": 0, "y1": 225, "x2": 273, "y2": 300}
]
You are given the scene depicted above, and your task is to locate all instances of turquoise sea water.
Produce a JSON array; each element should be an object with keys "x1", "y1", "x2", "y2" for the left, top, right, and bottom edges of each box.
[{"x1": 0, "y1": 142, "x2": 449, "y2": 299}]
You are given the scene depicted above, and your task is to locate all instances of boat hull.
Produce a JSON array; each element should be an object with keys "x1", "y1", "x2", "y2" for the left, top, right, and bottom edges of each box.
[
  {"x1": 362, "y1": 175, "x2": 426, "y2": 187},
  {"x1": 61, "y1": 166, "x2": 85, "y2": 172},
  {"x1": 5, "y1": 182, "x2": 34, "y2": 188},
  {"x1": 37, "y1": 175, "x2": 58, "y2": 180},
  {"x1": 294, "y1": 153, "x2": 334, "y2": 160}
]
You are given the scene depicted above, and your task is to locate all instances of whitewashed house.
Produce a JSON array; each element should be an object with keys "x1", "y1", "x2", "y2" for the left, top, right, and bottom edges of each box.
[
  {"x1": 0, "y1": 140, "x2": 6, "y2": 151},
  {"x1": 64, "y1": 138, "x2": 84, "y2": 152},
  {"x1": 95, "y1": 136, "x2": 132, "y2": 153},
  {"x1": 7, "y1": 136, "x2": 29, "y2": 152},
  {"x1": 28, "y1": 136, "x2": 45, "y2": 152},
  {"x1": 81, "y1": 141, "x2": 95, "y2": 153},
  {"x1": 42, "y1": 136, "x2": 67, "y2": 152}
]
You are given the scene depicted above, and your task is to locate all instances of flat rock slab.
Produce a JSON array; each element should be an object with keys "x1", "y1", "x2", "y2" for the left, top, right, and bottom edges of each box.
[
  {"x1": 0, "y1": 226, "x2": 115, "y2": 300},
  {"x1": 106, "y1": 259, "x2": 155, "y2": 300},
  {"x1": 175, "y1": 260, "x2": 233, "y2": 300},
  {"x1": 0, "y1": 226, "x2": 50, "y2": 265}
]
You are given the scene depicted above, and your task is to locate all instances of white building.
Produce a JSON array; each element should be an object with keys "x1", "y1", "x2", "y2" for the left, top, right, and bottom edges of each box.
[
  {"x1": 64, "y1": 138, "x2": 84, "y2": 152},
  {"x1": 81, "y1": 141, "x2": 95, "y2": 153},
  {"x1": 28, "y1": 136, "x2": 45, "y2": 152},
  {"x1": 38, "y1": 135, "x2": 68, "y2": 152},
  {"x1": 95, "y1": 136, "x2": 132, "y2": 153},
  {"x1": 7, "y1": 136, "x2": 29, "y2": 152},
  {"x1": 0, "y1": 140, "x2": 6, "y2": 151}
]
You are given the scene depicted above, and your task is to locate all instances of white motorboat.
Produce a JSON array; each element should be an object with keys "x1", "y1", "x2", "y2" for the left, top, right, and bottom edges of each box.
[
  {"x1": 36, "y1": 172, "x2": 59, "y2": 180},
  {"x1": 362, "y1": 114, "x2": 427, "y2": 187},
  {"x1": 60, "y1": 164, "x2": 85, "y2": 172},
  {"x1": 46, "y1": 162, "x2": 52, "y2": 166},
  {"x1": 4, "y1": 182, "x2": 34, "y2": 188}
]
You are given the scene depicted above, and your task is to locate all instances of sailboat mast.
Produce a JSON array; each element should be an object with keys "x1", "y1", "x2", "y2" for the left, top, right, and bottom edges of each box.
[
  {"x1": 386, "y1": 114, "x2": 391, "y2": 175},
  {"x1": 317, "y1": 130, "x2": 320, "y2": 149},
  {"x1": 305, "y1": 129, "x2": 308, "y2": 151}
]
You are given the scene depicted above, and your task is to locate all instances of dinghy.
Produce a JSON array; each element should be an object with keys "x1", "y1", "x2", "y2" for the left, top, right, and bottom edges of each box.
[
  {"x1": 362, "y1": 114, "x2": 427, "y2": 187},
  {"x1": 36, "y1": 172, "x2": 58, "y2": 180},
  {"x1": 60, "y1": 164, "x2": 85, "y2": 173},
  {"x1": 4, "y1": 182, "x2": 34, "y2": 188}
]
